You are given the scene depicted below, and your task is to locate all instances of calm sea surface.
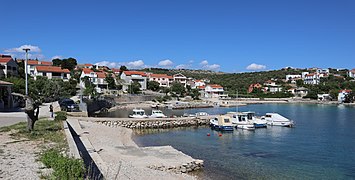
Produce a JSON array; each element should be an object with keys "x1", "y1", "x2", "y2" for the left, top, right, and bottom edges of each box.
[{"x1": 104, "y1": 104, "x2": 355, "y2": 179}]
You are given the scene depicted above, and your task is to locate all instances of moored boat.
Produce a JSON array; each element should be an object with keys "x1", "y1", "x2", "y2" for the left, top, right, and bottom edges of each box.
[
  {"x1": 150, "y1": 110, "x2": 167, "y2": 118},
  {"x1": 210, "y1": 115, "x2": 234, "y2": 131},
  {"x1": 129, "y1": 108, "x2": 148, "y2": 118},
  {"x1": 264, "y1": 113, "x2": 294, "y2": 127}
]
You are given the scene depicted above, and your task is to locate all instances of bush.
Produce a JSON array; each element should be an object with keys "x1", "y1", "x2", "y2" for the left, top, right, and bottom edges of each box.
[
  {"x1": 40, "y1": 149, "x2": 85, "y2": 179},
  {"x1": 55, "y1": 111, "x2": 67, "y2": 121}
]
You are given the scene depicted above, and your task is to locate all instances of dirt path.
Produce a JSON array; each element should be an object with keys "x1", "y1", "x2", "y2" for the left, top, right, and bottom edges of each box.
[{"x1": 0, "y1": 132, "x2": 42, "y2": 180}]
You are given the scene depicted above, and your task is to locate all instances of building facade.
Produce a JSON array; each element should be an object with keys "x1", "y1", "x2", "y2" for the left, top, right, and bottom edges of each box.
[
  {"x1": 120, "y1": 71, "x2": 147, "y2": 91},
  {"x1": 0, "y1": 55, "x2": 18, "y2": 78}
]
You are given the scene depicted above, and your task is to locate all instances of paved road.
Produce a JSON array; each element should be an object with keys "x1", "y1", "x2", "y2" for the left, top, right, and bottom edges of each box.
[{"x1": 0, "y1": 112, "x2": 27, "y2": 128}]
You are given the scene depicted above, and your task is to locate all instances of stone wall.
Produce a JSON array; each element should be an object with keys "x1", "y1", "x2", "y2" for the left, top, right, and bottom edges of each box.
[{"x1": 147, "y1": 160, "x2": 204, "y2": 174}]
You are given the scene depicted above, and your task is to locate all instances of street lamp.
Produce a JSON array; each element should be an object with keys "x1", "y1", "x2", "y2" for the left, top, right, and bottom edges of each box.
[{"x1": 23, "y1": 48, "x2": 30, "y2": 96}]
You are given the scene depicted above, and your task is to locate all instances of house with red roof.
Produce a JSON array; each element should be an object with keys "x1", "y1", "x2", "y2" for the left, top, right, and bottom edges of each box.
[
  {"x1": 120, "y1": 71, "x2": 147, "y2": 91},
  {"x1": 204, "y1": 84, "x2": 227, "y2": 98},
  {"x1": 338, "y1": 89, "x2": 352, "y2": 103},
  {"x1": 349, "y1": 68, "x2": 355, "y2": 78},
  {"x1": 173, "y1": 73, "x2": 187, "y2": 87},
  {"x1": 0, "y1": 55, "x2": 18, "y2": 78},
  {"x1": 80, "y1": 68, "x2": 117, "y2": 93},
  {"x1": 148, "y1": 74, "x2": 173, "y2": 87},
  {"x1": 16, "y1": 59, "x2": 53, "y2": 76},
  {"x1": 34, "y1": 66, "x2": 70, "y2": 81},
  {"x1": 248, "y1": 83, "x2": 262, "y2": 93}
]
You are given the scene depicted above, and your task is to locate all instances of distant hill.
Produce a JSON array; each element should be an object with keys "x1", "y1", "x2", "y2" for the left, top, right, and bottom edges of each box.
[{"x1": 141, "y1": 67, "x2": 306, "y2": 94}]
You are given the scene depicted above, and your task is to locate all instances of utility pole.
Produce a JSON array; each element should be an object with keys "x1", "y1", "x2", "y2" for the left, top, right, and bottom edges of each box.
[{"x1": 23, "y1": 48, "x2": 30, "y2": 96}]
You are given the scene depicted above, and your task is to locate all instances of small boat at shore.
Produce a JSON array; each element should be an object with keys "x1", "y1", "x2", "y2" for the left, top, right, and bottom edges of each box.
[
  {"x1": 129, "y1": 108, "x2": 148, "y2": 118},
  {"x1": 229, "y1": 112, "x2": 255, "y2": 131},
  {"x1": 150, "y1": 110, "x2": 167, "y2": 118},
  {"x1": 264, "y1": 113, "x2": 294, "y2": 127},
  {"x1": 210, "y1": 115, "x2": 234, "y2": 131}
]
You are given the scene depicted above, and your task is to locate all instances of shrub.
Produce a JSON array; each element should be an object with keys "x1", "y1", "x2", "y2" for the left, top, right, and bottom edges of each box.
[
  {"x1": 55, "y1": 111, "x2": 67, "y2": 121},
  {"x1": 40, "y1": 149, "x2": 85, "y2": 179}
]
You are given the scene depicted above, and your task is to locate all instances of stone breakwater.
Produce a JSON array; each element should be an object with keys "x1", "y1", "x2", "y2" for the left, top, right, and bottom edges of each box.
[
  {"x1": 95, "y1": 118, "x2": 211, "y2": 129},
  {"x1": 147, "y1": 160, "x2": 204, "y2": 174}
]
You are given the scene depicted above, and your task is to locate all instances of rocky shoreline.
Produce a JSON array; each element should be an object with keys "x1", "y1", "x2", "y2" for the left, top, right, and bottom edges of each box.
[{"x1": 95, "y1": 118, "x2": 210, "y2": 129}]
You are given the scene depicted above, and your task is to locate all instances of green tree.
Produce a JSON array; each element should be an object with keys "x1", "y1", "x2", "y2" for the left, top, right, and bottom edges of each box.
[
  {"x1": 61, "y1": 58, "x2": 77, "y2": 71},
  {"x1": 190, "y1": 89, "x2": 201, "y2": 100},
  {"x1": 170, "y1": 82, "x2": 186, "y2": 98},
  {"x1": 105, "y1": 73, "x2": 116, "y2": 89},
  {"x1": 120, "y1": 65, "x2": 128, "y2": 71},
  {"x1": 344, "y1": 91, "x2": 354, "y2": 103},
  {"x1": 147, "y1": 81, "x2": 160, "y2": 91},
  {"x1": 52, "y1": 58, "x2": 62, "y2": 66},
  {"x1": 128, "y1": 81, "x2": 141, "y2": 94}
]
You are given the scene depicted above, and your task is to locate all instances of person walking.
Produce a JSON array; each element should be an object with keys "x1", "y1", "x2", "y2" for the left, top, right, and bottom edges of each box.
[{"x1": 49, "y1": 104, "x2": 54, "y2": 118}]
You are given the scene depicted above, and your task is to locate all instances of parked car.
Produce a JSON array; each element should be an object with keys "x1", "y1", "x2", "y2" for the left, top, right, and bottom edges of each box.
[{"x1": 59, "y1": 98, "x2": 79, "y2": 112}]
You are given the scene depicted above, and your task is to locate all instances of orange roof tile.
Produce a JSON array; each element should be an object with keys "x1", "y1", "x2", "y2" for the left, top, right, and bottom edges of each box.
[
  {"x1": 149, "y1": 74, "x2": 173, "y2": 79},
  {"x1": 84, "y1": 63, "x2": 93, "y2": 67},
  {"x1": 197, "y1": 86, "x2": 205, "y2": 89},
  {"x1": 208, "y1": 84, "x2": 223, "y2": 88},
  {"x1": 82, "y1": 68, "x2": 94, "y2": 74},
  {"x1": 339, "y1": 89, "x2": 352, "y2": 93},
  {"x1": 36, "y1": 66, "x2": 70, "y2": 73},
  {"x1": 96, "y1": 72, "x2": 106, "y2": 78},
  {"x1": 0, "y1": 55, "x2": 12, "y2": 63},
  {"x1": 123, "y1": 71, "x2": 146, "y2": 77}
]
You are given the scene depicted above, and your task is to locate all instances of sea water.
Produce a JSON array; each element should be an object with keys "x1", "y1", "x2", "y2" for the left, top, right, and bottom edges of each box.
[{"x1": 132, "y1": 104, "x2": 355, "y2": 179}]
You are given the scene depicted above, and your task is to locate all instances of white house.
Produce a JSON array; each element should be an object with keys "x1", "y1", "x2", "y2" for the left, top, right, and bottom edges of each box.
[
  {"x1": 80, "y1": 68, "x2": 113, "y2": 93},
  {"x1": 34, "y1": 66, "x2": 70, "y2": 81},
  {"x1": 301, "y1": 72, "x2": 309, "y2": 79},
  {"x1": 317, "y1": 94, "x2": 331, "y2": 101},
  {"x1": 349, "y1": 69, "x2": 355, "y2": 78},
  {"x1": 148, "y1": 74, "x2": 173, "y2": 87},
  {"x1": 263, "y1": 80, "x2": 282, "y2": 93},
  {"x1": 0, "y1": 55, "x2": 18, "y2": 78},
  {"x1": 193, "y1": 80, "x2": 206, "y2": 89},
  {"x1": 204, "y1": 84, "x2": 226, "y2": 98},
  {"x1": 286, "y1": 75, "x2": 301, "y2": 81},
  {"x1": 316, "y1": 68, "x2": 329, "y2": 74},
  {"x1": 120, "y1": 71, "x2": 147, "y2": 91},
  {"x1": 25, "y1": 60, "x2": 52, "y2": 75},
  {"x1": 338, "y1": 89, "x2": 352, "y2": 103},
  {"x1": 304, "y1": 73, "x2": 326, "y2": 85},
  {"x1": 173, "y1": 73, "x2": 187, "y2": 87}
]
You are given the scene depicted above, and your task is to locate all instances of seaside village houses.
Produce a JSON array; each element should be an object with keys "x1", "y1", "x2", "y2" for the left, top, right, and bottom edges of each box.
[
  {"x1": 80, "y1": 68, "x2": 117, "y2": 94},
  {"x1": 0, "y1": 55, "x2": 19, "y2": 110}
]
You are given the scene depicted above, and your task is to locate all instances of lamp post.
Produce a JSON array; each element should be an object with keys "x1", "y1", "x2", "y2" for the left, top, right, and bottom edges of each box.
[{"x1": 23, "y1": 48, "x2": 30, "y2": 96}]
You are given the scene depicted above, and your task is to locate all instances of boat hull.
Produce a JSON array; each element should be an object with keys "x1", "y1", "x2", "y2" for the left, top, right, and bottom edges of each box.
[{"x1": 210, "y1": 124, "x2": 234, "y2": 131}]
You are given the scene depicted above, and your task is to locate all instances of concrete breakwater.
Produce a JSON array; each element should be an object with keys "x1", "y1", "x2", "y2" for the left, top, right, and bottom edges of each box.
[{"x1": 94, "y1": 117, "x2": 211, "y2": 129}]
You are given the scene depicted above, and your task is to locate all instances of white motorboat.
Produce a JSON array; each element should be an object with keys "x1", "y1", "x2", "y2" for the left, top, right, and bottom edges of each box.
[
  {"x1": 244, "y1": 111, "x2": 267, "y2": 128},
  {"x1": 230, "y1": 112, "x2": 255, "y2": 130},
  {"x1": 150, "y1": 110, "x2": 167, "y2": 118},
  {"x1": 210, "y1": 115, "x2": 234, "y2": 131},
  {"x1": 129, "y1": 108, "x2": 148, "y2": 118},
  {"x1": 195, "y1": 112, "x2": 209, "y2": 117},
  {"x1": 264, "y1": 113, "x2": 294, "y2": 127}
]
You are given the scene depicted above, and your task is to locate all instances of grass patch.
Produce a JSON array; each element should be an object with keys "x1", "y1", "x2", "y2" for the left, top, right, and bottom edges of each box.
[
  {"x1": 40, "y1": 149, "x2": 85, "y2": 179},
  {"x1": 0, "y1": 120, "x2": 66, "y2": 149},
  {"x1": 0, "y1": 119, "x2": 85, "y2": 179}
]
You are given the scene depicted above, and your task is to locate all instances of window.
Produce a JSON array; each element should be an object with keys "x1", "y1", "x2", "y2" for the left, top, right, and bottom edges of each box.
[
  {"x1": 43, "y1": 72, "x2": 47, "y2": 76},
  {"x1": 224, "y1": 118, "x2": 230, "y2": 123}
]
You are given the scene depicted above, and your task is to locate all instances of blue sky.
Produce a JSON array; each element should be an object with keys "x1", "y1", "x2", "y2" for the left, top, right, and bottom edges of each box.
[{"x1": 1, "y1": 0, "x2": 355, "y2": 72}]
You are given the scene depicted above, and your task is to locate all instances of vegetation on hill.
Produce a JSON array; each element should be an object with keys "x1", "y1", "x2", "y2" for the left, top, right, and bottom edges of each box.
[{"x1": 142, "y1": 68, "x2": 355, "y2": 99}]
